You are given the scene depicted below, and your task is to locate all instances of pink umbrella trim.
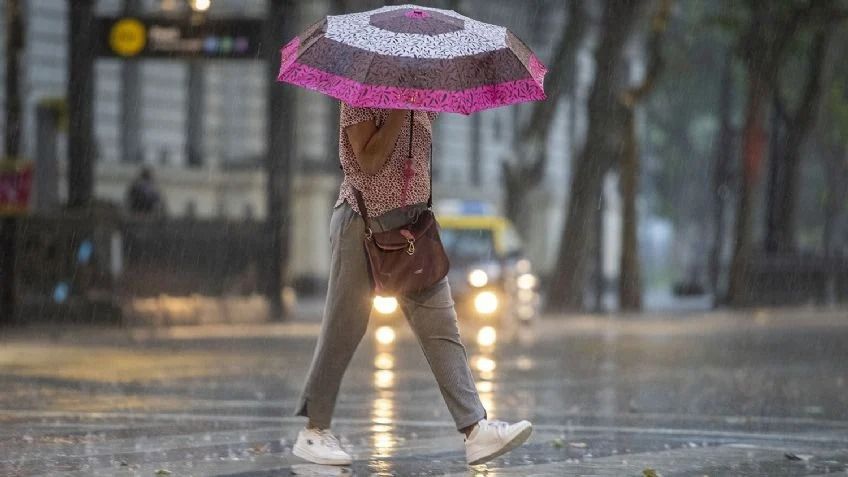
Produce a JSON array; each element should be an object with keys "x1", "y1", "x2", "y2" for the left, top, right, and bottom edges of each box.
[
  {"x1": 277, "y1": 38, "x2": 547, "y2": 115},
  {"x1": 528, "y1": 54, "x2": 547, "y2": 85},
  {"x1": 280, "y1": 37, "x2": 301, "y2": 72}
]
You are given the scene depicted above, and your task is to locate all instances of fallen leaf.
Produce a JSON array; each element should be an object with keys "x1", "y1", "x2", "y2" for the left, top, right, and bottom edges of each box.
[
  {"x1": 551, "y1": 437, "x2": 565, "y2": 449},
  {"x1": 248, "y1": 443, "x2": 270, "y2": 455},
  {"x1": 784, "y1": 453, "x2": 813, "y2": 461},
  {"x1": 643, "y1": 469, "x2": 660, "y2": 477},
  {"x1": 45, "y1": 436, "x2": 76, "y2": 445},
  {"x1": 155, "y1": 470, "x2": 172, "y2": 476}
]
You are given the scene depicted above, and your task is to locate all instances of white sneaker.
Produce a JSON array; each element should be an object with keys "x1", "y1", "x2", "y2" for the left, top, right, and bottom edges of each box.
[
  {"x1": 465, "y1": 419, "x2": 533, "y2": 466},
  {"x1": 293, "y1": 428, "x2": 353, "y2": 466}
]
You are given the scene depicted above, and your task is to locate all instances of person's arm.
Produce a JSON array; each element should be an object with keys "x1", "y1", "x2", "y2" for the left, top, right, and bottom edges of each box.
[{"x1": 346, "y1": 108, "x2": 407, "y2": 175}]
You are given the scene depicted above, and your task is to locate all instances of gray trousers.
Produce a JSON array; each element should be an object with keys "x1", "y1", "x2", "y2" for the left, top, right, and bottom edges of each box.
[{"x1": 295, "y1": 201, "x2": 487, "y2": 431}]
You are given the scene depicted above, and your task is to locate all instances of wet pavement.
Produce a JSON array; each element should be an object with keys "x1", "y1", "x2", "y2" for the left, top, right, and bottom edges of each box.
[{"x1": 1, "y1": 307, "x2": 848, "y2": 476}]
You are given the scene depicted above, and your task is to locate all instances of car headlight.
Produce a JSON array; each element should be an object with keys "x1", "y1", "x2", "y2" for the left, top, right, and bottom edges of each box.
[
  {"x1": 468, "y1": 269, "x2": 489, "y2": 288},
  {"x1": 474, "y1": 291, "x2": 498, "y2": 314},
  {"x1": 373, "y1": 296, "x2": 399, "y2": 314},
  {"x1": 517, "y1": 273, "x2": 537, "y2": 290}
]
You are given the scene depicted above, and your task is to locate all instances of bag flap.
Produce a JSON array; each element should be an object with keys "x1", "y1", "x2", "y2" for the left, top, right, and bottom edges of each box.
[{"x1": 370, "y1": 214, "x2": 436, "y2": 250}]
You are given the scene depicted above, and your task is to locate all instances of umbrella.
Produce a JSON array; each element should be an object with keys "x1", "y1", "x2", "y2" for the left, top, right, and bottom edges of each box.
[{"x1": 277, "y1": 4, "x2": 547, "y2": 115}]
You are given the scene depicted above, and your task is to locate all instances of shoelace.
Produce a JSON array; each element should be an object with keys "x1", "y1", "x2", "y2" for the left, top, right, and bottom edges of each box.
[
  {"x1": 316, "y1": 430, "x2": 342, "y2": 450},
  {"x1": 488, "y1": 420, "x2": 510, "y2": 438}
]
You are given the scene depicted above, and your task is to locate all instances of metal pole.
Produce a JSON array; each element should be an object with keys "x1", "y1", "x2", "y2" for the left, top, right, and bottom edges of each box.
[
  {"x1": 35, "y1": 104, "x2": 61, "y2": 212},
  {"x1": 186, "y1": 61, "x2": 205, "y2": 167},
  {"x1": 264, "y1": 0, "x2": 296, "y2": 321},
  {"x1": 121, "y1": 0, "x2": 143, "y2": 163},
  {"x1": 67, "y1": 0, "x2": 96, "y2": 208},
  {"x1": 1, "y1": 0, "x2": 25, "y2": 324},
  {"x1": 470, "y1": 113, "x2": 481, "y2": 186}
]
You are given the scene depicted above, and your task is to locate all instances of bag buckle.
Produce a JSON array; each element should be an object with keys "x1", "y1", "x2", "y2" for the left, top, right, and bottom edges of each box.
[
  {"x1": 365, "y1": 228, "x2": 373, "y2": 240},
  {"x1": 401, "y1": 229, "x2": 415, "y2": 255}
]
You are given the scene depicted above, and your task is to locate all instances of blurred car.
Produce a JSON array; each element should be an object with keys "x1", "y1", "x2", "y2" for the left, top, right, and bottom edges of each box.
[{"x1": 371, "y1": 201, "x2": 540, "y2": 329}]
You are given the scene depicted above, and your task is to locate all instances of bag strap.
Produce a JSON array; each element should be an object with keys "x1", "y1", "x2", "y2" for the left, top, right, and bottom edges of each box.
[
  {"x1": 352, "y1": 186, "x2": 372, "y2": 233},
  {"x1": 352, "y1": 110, "x2": 434, "y2": 227},
  {"x1": 405, "y1": 111, "x2": 434, "y2": 209},
  {"x1": 428, "y1": 140, "x2": 433, "y2": 209}
]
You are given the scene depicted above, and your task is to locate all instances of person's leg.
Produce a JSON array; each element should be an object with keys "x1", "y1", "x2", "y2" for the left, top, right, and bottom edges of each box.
[
  {"x1": 398, "y1": 277, "x2": 487, "y2": 432},
  {"x1": 393, "y1": 238, "x2": 532, "y2": 465},
  {"x1": 294, "y1": 203, "x2": 373, "y2": 429}
]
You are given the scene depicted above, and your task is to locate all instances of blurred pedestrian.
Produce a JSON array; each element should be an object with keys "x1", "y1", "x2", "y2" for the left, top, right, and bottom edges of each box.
[
  {"x1": 125, "y1": 166, "x2": 164, "y2": 216},
  {"x1": 291, "y1": 103, "x2": 532, "y2": 466}
]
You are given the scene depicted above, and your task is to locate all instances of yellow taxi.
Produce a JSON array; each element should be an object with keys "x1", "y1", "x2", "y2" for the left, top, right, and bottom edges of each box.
[{"x1": 370, "y1": 201, "x2": 539, "y2": 329}]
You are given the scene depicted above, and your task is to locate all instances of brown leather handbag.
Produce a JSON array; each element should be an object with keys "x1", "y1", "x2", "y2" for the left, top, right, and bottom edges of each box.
[{"x1": 351, "y1": 112, "x2": 449, "y2": 295}]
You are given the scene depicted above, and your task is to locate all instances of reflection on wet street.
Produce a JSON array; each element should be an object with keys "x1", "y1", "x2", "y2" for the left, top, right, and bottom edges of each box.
[
  {"x1": 1, "y1": 308, "x2": 848, "y2": 476},
  {"x1": 371, "y1": 325, "x2": 397, "y2": 475}
]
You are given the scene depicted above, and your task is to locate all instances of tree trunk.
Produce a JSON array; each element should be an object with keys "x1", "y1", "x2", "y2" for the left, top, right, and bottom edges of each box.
[
  {"x1": 822, "y1": 146, "x2": 846, "y2": 305},
  {"x1": 767, "y1": 25, "x2": 834, "y2": 254},
  {"x1": 727, "y1": 75, "x2": 768, "y2": 306},
  {"x1": 764, "y1": 96, "x2": 787, "y2": 254},
  {"x1": 709, "y1": 52, "x2": 735, "y2": 302},
  {"x1": 618, "y1": 110, "x2": 642, "y2": 310},
  {"x1": 546, "y1": 0, "x2": 645, "y2": 312},
  {"x1": 616, "y1": 0, "x2": 672, "y2": 312},
  {"x1": 549, "y1": 157, "x2": 607, "y2": 311}
]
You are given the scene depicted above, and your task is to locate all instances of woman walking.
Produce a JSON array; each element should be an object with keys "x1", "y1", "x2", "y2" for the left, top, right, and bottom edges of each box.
[{"x1": 292, "y1": 103, "x2": 532, "y2": 466}]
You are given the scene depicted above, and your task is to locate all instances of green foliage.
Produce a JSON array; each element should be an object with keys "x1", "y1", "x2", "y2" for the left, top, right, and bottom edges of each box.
[
  {"x1": 790, "y1": 24, "x2": 848, "y2": 253},
  {"x1": 646, "y1": 0, "x2": 848, "y2": 231},
  {"x1": 823, "y1": 75, "x2": 848, "y2": 145},
  {"x1": 644, "y1": 1, "x2": 733, "y2": 225},
  {"x1": 777, "y1": 28, "x2": 817, "y2": 110}
]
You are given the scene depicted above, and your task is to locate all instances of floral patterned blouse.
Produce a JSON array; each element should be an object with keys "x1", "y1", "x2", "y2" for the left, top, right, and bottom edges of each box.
[{"x1": 335, "y1": 102, "x2": 438, "y2": 218}]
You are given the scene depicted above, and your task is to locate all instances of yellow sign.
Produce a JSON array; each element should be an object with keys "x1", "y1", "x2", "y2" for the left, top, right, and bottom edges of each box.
[{"x1": 109, "y1": 18, "x2": 146, "y2": 57}]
